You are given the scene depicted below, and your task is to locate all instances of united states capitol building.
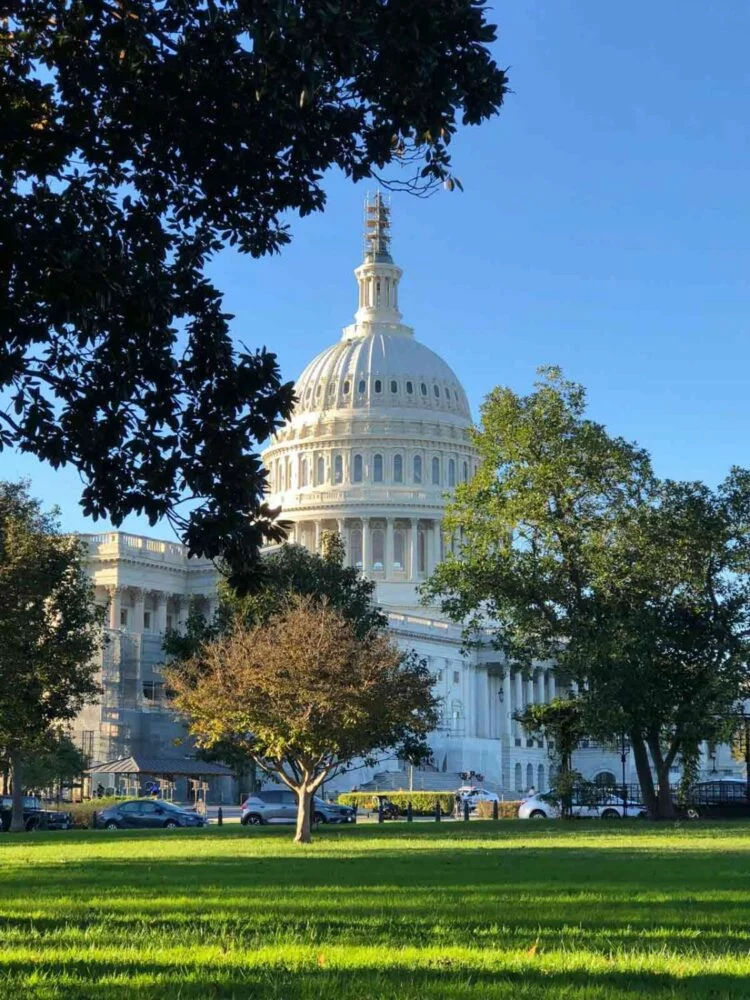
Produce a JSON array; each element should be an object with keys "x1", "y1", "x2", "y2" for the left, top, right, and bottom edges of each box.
[{"x1": 74, "y1": 197, "x2": 738, "y2": 798}]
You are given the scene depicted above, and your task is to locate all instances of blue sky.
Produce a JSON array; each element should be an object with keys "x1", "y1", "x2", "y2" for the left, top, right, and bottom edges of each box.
[{"x1": 4, "y1": 0, "x2": 748, "y2": 538}]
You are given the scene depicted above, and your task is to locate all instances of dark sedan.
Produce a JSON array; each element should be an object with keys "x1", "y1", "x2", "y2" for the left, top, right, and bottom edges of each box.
[{"x1": 96, "y1": 799, "x2": 207, "y2": 830}]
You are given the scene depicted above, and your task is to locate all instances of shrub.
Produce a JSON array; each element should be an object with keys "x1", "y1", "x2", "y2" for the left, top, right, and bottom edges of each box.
[
  {"x1": 475, "y1": 799, "x2": 521, "y2": 819},
  {"x1": 67, "y1": 797, "x2": 129, "y2": 829},
  {"x1": 338, "y1": 792, "x2": 457, "y2": 816}
]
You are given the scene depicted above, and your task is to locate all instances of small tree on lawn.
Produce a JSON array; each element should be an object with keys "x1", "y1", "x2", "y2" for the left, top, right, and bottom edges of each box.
[
  {"x1": 166, "y1": 595, "x2": 438, "y2": 843},
  {"x1": 0, "y1": 482, "x2": 102, "y2": 831},
  {"x1": 516, "y1": 698, "x2": 586, "y2": 818}
]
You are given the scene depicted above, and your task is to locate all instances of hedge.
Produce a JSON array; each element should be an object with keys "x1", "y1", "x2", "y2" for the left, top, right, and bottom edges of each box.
[
  {"x1": 67, "y1": 797, "x2": 129, "y2": 829},
  {"x1": 475, "y1": 799, "x2": 521, "y2": 819},
  {"x1": 338, "y1": 792, "x2": 459, "y2": 816}
]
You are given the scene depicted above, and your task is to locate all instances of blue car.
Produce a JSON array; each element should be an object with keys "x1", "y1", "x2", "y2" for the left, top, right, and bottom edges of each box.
[{"x1": 96, "y1": 799, "x2": 207, "y2": 830}]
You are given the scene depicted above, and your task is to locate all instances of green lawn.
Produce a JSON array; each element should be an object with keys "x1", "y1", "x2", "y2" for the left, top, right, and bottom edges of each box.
[{"x1": 1, "y1": 820, "x2": 750, "y2": 998}]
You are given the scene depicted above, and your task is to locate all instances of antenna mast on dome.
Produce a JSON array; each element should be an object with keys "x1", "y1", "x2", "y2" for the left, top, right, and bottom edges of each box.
[{"x1": 363, "y1": 192, "x2": 392, "y2": 264}]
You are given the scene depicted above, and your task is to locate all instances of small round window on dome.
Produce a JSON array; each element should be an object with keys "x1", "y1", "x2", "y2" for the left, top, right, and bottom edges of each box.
[
  {"x1": 390, "y1": 380, "x2": 398, "y2": 393},
  {"x1": 374, "y1": 379, "x2": 382, "y2": 393},
  {"x1": 343, "y1": 380, "x2": 350, "y2": 395},
  {"x1": 420, "y1": 383, "x2": 427, "y2": 396},
  {"x1": 358, "y1": 379, "x2": 366, "y2": 394},
  {"x1": 433, "y1": 385, "x2": 440, "y2": 398},
  {"x1": 406, "y1": 381, "x2": 413, "y2": 394}
]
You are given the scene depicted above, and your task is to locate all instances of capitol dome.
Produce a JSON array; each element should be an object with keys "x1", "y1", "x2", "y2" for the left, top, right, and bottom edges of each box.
[{"x1": 262, "y1": 195, "x2": 477, "y2": 610}]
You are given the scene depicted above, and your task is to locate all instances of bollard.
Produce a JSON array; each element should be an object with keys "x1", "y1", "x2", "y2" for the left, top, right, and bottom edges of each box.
[
  {"x1": 463, "y1": 799, "x2": 470, "y2": 822},
  {"x1": 217, "y1": 806, "x2": 223, "y2": 827},
  {"x1": 91, "y1": 810, "x2": 97, "y2": 830},
  {"x1": 378, "y1": 801, "x2": 384, "y2": 824},
  {"x1": 493, "y1": 799, "x2": 499, "y2": 821},
  {"x1": 406, "y1": 801, "x2": 413, "y2": 823},
  {"x1": 435, "y1": 800, "x2": 441, "y2": 823}
]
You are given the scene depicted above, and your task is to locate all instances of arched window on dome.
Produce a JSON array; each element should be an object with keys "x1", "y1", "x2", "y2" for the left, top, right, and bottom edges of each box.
[
  {"x1": 358, "y1": 379, "x2": 366, "y2": 395},
  {"x1": 334, "y1": 454, "x2": 343, "y2": 485},
  {"x1": 343, "y1": 380, "x2": 350, "y2": 396},
  {"x1": 406, "y1": 380, "x2": 413, "y2": 395},
  {"x1": 420, "y1": 382, "x2": 428, "y2": 396},
  {"x1": 372, "y1": 529, "x2": 384, "y2": 570},
  {"x1": 350, "y1": 528, "x2": 363, "y2": 570},
  {"x1": 433, "y1": 384, "x2": 440, "y2": 398},
  {"x1": 393, "y1": 529, "x2": 405, "y2": 570},
  {"x1": 299, "y1": 458, "x2": 308, "y2": 488},
  {"x1": 316, "y1": 455, "x2": 325, "y2": 486},
  {"x1": 432, "y1": 457, "x2": 440, "y2": 485},
  {"x1": 448, "y1": 459, "x2": 456, "y2": 487},
  {"x1": 373, "y1": 454, "x2": 383, "y2": 483},
  {"x1": 390, "y1": 380, "x2": 398, "y2": 394},
  {"x1": 374, "y1": 379, "x2": 382, "y2": 394},
  {"x1": 393, "y1": 454, "x2": 403, "y2": 483},
  {"x1": 413, "y1": 455, "x2": 422, "y2": 484},
  {"x1": 445, "y1": 387, "x2": 451, "y2": 400},
  {"x1": 352, "y1": 454, "x2": 363, "y2": 483},
  {"x1": 463, "y1": 461, "x2": 468, "y2": 483}
]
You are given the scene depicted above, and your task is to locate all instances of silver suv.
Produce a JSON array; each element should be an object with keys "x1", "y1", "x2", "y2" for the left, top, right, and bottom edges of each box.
[{"x1": 240, "y1": 790, "x2": 355, "y2": 826}]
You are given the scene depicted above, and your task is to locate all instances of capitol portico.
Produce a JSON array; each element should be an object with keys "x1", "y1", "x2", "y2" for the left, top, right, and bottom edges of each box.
[{"x1": 72, "y1": 196, "x2": 740, "y2": 799}]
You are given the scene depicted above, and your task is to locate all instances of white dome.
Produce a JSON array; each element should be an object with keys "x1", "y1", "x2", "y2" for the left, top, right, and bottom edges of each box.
[{"x1": 295, "y1": 329, "x2": 471, "y2": 421}]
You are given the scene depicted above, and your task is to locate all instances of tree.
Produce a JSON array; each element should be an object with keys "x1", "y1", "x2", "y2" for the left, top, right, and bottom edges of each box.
[
  {"x1": 516, "y1": 698, "x2": 585, "y2": 818},
  {"x1": 19, "y1": 730, "x2": 88, "y2": 795},
  {"x1": 2, "y1": 2, "x2": 507, "y2": 583},
  {"x1": 0, "y1": 482, "x2": 102, "y2": 831},
  {"x1": 166, "y1": 595, "x2": 438, "y2": 842},
  {"x1": 423, "y1": 369, "x2": 750, "y2": 819}
]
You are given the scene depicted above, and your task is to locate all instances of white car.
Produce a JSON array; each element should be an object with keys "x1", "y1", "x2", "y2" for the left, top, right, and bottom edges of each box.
[
  {"x1": 517, "y1": 792, "x2": 645, "y2": 820},
  {"x1": 457, "y1": 787, "x2": 500, "y2": 811}
]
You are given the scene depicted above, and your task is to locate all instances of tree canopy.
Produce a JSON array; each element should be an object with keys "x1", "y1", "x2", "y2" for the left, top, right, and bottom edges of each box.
[
  {"x1": 423, "y1": 369, "x2": 750, "y2": 818},
  {"x1": 0, "y1": 481, "x2": 102, "y2": 829},
  {"x1": 2, "y1": 1, "x2": 507, "y2": 584},
  {"x1": 166, "y1": 595, "x2": 438, "y2": 842}
]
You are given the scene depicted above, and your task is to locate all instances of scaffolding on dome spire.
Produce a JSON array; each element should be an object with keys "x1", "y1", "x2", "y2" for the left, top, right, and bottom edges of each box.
[{"x1": 363, "y1": 192, "x2": 393, "y2": 263}]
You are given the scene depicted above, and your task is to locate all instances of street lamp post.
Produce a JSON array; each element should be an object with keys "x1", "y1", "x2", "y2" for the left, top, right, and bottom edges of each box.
[{"x1": 620, "y1": 734, "x2": 629, "y2": 818}]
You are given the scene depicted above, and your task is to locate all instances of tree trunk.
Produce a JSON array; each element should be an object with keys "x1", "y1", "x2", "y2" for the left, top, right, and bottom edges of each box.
[
  {"x1": 646, "y1": 733, "x2": 677, "y2": 820},
  {"x1": 295, "y1": 785, "x2": 313, "y2": 844},
  {"x1": 631, "y1": 733, "x2": 658, "y2": 819},
  {"x1": 10, "y1": 753, "x2": 25, "y2": 833}
]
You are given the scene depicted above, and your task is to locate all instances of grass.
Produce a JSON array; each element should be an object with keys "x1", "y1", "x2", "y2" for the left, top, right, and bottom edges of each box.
[{"x1": 2, "y1": 820, "x2": 750, "y2": 998}]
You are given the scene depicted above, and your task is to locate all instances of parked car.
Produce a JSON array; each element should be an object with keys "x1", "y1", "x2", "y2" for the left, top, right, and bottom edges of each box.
[
  {"x1": 95, "y1": 799, "x2": 207, "y2": 830},
  {"x1": 518, "y1": 791, "x2": 646, "y2": 820},
  {"x1": 240, "y1": 790, "x2": 356, "y2": 826},
  {"x1": 0, "y1": 795, "x2": 72, "y2": 832},
  {"x1": 457, "y1": 787, "x2": 500, "y2": 812},
  {"x1": 683, "y1": 778, "x2": 750, "y2": 819}
]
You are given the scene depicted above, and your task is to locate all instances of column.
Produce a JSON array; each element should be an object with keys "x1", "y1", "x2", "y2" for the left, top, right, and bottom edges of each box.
[
  {"x1": 432, "y1": 520, "x2": 442, "y2": 572},
  {"x1": 314, "y1": 521, "x2": 321, "y2": 553},
  {"x1": 409, "y1": 519, "x2": 418, "y2": 581},
  {"x1": 549, "y1": 670, "x2": 556, "y2": 700},
  {"x1": 527, "y1": 674, "x2": 535, "y2": 711},
  {"x1": 361, "y1": 518, "x2": 369, "y2": 573},
  {"x1": 537, "y1": 669, "x2": 546, "y2": 704},
  {"x1": 503, "y1": 671, "x2": 513, "y2": 738},
  {"x1": 514, "y1": 670, "x2": 524, "y2": 741},
  {"x1": 133, "y1": 588, "x2": 146, "y2": 634},
  {"x1": 385, "y1": 519, "x2": 394, "y2": 577},
  {"x1": 156, "y1": 592, "x2": 168, "y2": 633},
  {"x1": 484, "y1": 669, "x2": 492, "y2": 738},
  {"x1": 336, "y1": 518, "x2": 344, "y2": 537},
  {"x1": 108, "y1": 586, "x2": 122, "y2": 630}
]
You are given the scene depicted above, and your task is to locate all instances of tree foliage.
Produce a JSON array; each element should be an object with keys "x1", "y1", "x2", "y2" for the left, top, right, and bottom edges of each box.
[
  {"x1": 515, "y1": 698, "x2": 585, "y2": 818},
  {"x1": 18, "y1": 730, "x2": 88, "y2": 794},
  {"x1": 166, "y1": 595, "x2": 438, "y2": 842},
  {"x1": 424, "y1": 369, "x2": 750, "y2": 819},
  {"x1": 2, "y1": 1, "x2": 507, "y2": 582},
  {"x1": 0, "y1": 481, "x2": 102, "y2": 829}
]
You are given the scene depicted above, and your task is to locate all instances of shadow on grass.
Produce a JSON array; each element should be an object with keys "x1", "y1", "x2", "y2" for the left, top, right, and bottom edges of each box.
[{"x1": 2, "y1": 960, "x2": 748, "y2": 999}]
